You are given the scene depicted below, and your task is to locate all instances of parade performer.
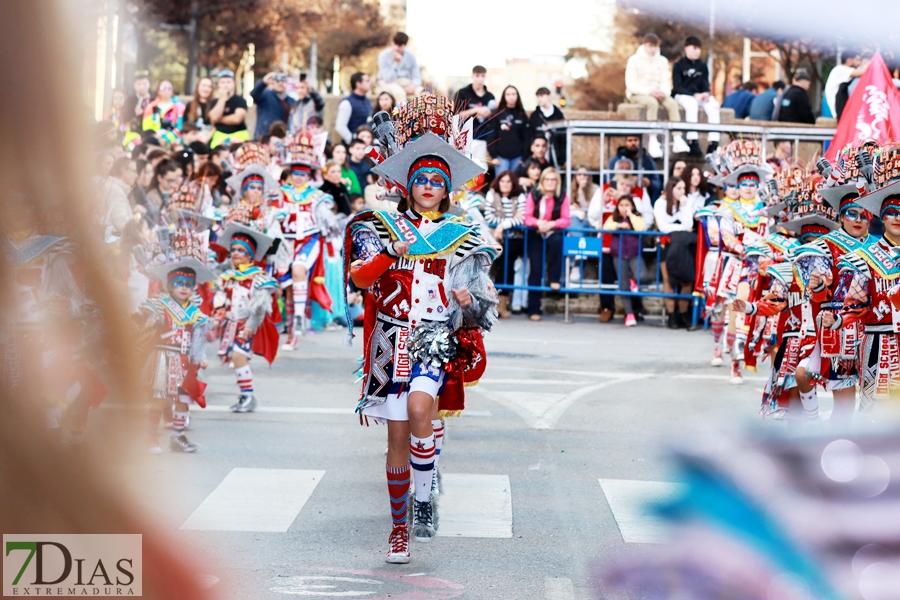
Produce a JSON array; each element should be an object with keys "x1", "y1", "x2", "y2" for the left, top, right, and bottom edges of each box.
[
  {"x1": 344, "y1": 94, "x2": 497, "y2": 563},
  {"x1": 4, "y1": 197, "x2": 102, "y2": 446},
  {"x1": 802, "y1": 151, "x2": 876, "y2": 427},
  {"x1": 733, "y1": 177, "x2": 837, "y2": 426},
  {"x1": 224, "y1": 143, "x2": 280, "y2": 231},
  {"x1": 164, "y1": 185, "x2": 214, "y2": 231},
  {"x1": 138, "y1": 228, "x2": 214, "y2": 453},
  {"x1": 824, "y1": 144, "x2": 900, "y2": 406},
  {"x1": 274, "y1": 133, "x2": 338, "y2": 349},
  {"x1": 694, "y1": 154, "x2": 736, "y2": 367},
  {"x1": 740, "y1": 167, "x2": 805, "y2": 373},
  {"x1": 715, "y1": 140, "x2": 770, "y2": 384},
  {"x1": 213, "y1": 223, "x2": 279, "y2": 413}
]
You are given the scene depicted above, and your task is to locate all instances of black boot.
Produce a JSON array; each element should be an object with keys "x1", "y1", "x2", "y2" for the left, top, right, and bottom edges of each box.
[
  {"x1": 666, "y1": 312, "x2": 679, "y2": 329},
  {"x1": 688, "y1": 140, "x2": 703, "y2": 157},
  {"x1": 706, "y1": 141, "x2": 719, "y2": 155},
  {"x1": 676, "y1": 311, "x2": 690, "y2": 329}
]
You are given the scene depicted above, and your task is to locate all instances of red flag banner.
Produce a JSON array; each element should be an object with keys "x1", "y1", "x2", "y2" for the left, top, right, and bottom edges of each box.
[{"x1": 826, "y1": 53, "x2": 900, "y2": 161}]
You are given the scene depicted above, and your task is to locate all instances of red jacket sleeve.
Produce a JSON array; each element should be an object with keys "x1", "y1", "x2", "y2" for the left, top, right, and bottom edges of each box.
[{"x1": 350, "y1": 252, "x2": 396, "y2": 289}]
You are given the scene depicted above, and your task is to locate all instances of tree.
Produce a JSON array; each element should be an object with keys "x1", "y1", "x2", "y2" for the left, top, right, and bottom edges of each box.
[{"x1": 128, "y1": 0, "x2": 389, "y2": 94}]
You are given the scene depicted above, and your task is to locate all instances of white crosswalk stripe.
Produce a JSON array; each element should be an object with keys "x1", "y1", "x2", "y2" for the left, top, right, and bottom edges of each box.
[
  {"x1": 438, "y1": 474, "x2": 513, "y2": 538},
  {"x1": 599, "y1": 478, "x2": 686, "y2": 544},
  {"x1": 180, "y1": 468, "x2": 325, "y2": 532}
]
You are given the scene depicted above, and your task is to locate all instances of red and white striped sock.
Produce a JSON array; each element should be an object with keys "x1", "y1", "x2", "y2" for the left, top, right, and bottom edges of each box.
[
  {"x1": 172, "y1": 410, "x2": 188, "y2": 434},
  {"x1": 284, "y1": 301, "x2": 295, "y2": 338},
  {"x1": 409, "y1": 433, "x2": 436, "y2": 502},
  {"x1": 431, "y1": 419, "x2": 444, "y2": 466},
  {"x1": 293, "y1": 282, "x2": 308, "y2": 328},
  {"x1": 235, "y1": 364, "x2": 253, "y2": 394},
  {"x1": 386, "y1": 463, "x2": 411, "y2": 526},
  {"x1": 726, "y1": 331, "x2": 736, "y2": 353},
  {"x1": 711, "y1": 317, "x2": 725, "y2": 345}
]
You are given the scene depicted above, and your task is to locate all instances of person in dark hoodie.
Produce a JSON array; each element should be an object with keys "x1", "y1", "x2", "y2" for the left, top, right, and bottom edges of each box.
[
  {"x1": 606, "y1": 134, "x2": 662, "y2": 200},
  {"x1": 775, "y1": 70, "x2": 816, "y2": 124},
  {"x1": 672, "y1": 36, "x2": 720, "y2": 157}
]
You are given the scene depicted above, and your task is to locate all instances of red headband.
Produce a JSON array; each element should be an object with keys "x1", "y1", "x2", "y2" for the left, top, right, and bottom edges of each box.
[
  {"x1": 242, "y1": 174, "x2": 265, "y2": 190},
  {"x1": 231, "y1": 233, "x2": 258, "y2": 255},
  {"x1": 168, "y1": 268, "x2": 196, "y2": 283},
  {"x1": 408, "y1": 157, "x2": 451, "y2": 189},
  {"x1": 738, "y1": 172, "x2": 760, "y2": 183},
  {"x1": 882, "y1": 197, "x2": 900, "y2": 215}
]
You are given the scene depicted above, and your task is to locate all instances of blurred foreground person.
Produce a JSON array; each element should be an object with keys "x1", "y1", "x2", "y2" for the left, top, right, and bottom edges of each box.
[
  {"x1": 601, "y1": 426, "x2": 900, "y2": 600},
  {"x1": 0, "y1": 3, "x2": 214, "y2": 597}
]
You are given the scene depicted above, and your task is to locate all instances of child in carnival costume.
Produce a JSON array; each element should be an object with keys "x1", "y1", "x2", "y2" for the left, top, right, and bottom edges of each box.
[
  {"x1": 698, "y1": 142, "x2": 772, "y2": 370},
  {"x1": 800, "y1": 146, "x2": 878, "y2": 429},
  {"x1": 740, "y1": 166, "x2": 806, "y2": 373},
  {"x1": 824, "y1": 143, "x2": 900, "y2": 407},
  {"x1": 213, "y1": 223, "x2": 280, "y2": 413},
  {"x1": 138, "y1": 228, "x2": 214, "y2": 453},
  {"x1": 224, "y1": 143, "x2": 280, "y2": 230},
  {"x1": 694, "y1": 147, "x2": 737, "y2": 367},
  {"x1": 343, "y1": 94, "x2": 498, "y2": 563},
  {"x1": 273, "y1": 132, "x2": 339, "y2": 350},
  {"x1": 733, "y1": 173, "x2": 838, "y2": 427},
  {"x1": 714, "y1": 140, "x2": 771, "y2": 384}
]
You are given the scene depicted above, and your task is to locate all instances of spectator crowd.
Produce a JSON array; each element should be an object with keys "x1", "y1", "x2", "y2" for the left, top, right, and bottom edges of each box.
[{"x1": 97, "y1": 30, "x2": 847, "y2": 330}]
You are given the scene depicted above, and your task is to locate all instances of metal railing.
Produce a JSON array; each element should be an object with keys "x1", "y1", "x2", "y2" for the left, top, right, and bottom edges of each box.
[
  {"x1": 495, "y1": 225, "x2": 701, "y2": 325},
  {"x1": 548, "y1": 119, "x2": 837, "y2": 198}
]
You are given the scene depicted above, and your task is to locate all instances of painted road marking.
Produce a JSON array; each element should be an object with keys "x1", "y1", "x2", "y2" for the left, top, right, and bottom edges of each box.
[
  {"x1": 599, "y1": 478, "x2": 686, "y2": 543},
  {"x1": 102, "y1": 404, "x2": 491, "y2": 417},
  {"x1": 477, "y1": 376, "x2": 648, "y2": 429},
  {"x1": 674, "y1": 373, "x2": 767, "y2": 382},
  {"x1": 439, "y1": 474, "x2": 512, "y2": 538},
  {"x1": 485, "y1": 366, "x2": 638, "y2": 378},
  {"x1": 180, "y1": 468, "x2": 325, "y2": 532},
  {"x1": 270, "y1": 570, "x2": 465, "y2": 598},
  {"x1": 544, "y1": 577, "x2": 576, "y2": 600},
  {"x1": 270, "y1": 576, "x2": 382, "y2": 596}
]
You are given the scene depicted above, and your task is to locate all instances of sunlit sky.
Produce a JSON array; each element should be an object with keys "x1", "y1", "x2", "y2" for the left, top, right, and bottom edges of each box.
[{"x1": 406, "y1": 0, "x2": 615, "y2": 85}]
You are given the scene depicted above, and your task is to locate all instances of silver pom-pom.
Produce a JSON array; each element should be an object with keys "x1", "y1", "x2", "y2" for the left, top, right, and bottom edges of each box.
[{"x1": 407, "y1": 321, "x2": 458, "y2": 367}]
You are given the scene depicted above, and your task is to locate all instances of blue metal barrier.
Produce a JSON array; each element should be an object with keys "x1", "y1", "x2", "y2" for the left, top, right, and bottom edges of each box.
[{"x1": 495, "y1": 225, "x2": 701, "y2": 326}]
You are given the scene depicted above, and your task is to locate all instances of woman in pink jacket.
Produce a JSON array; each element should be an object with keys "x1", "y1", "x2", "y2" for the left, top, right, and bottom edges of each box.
[{"x1": 524, "y1": 167, "x2": 570, "y2": 320}]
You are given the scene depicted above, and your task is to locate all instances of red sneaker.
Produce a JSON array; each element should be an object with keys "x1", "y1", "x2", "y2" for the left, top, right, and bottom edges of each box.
[
  {"x1": 385, "y1": 524, "x2": 410, "y2": 564},
  {"x1": 711, "y1": 344, "x2": 723, "y2": 367},
  {"x1": 730, "y1": 360, "x2": 743, "y2": 385}
]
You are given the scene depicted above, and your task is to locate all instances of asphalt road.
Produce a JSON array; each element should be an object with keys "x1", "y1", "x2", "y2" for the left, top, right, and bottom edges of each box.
[{"x1": 121, "y1": 314, "x2": 793, "y2": 600}]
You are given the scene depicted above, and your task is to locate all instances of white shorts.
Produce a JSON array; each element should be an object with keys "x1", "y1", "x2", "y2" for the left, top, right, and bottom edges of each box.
[{"x1": 360, "y1": 372, "x2": 445, "y2": 424}]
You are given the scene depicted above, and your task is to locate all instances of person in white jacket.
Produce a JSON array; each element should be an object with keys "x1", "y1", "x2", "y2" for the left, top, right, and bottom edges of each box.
[
  {"x1": 653, "y1": 176, "x2": 696, "y2": 326},
  {"x1": 625, "y1": 34, "x2": 689, "y2": 158}
]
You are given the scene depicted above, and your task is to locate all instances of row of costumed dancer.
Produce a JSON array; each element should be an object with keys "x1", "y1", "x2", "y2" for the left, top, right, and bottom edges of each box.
[
  {"x1": 137, "y1": 133, "x2": 345, "y2": 452},
  {"x1": 697, "y1": 138, "x2": 900, "y2": 427}
]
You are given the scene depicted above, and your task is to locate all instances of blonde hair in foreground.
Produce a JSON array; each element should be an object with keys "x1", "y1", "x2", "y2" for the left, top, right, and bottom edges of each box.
[{"x1": 0, "y1": 2, "x2": 211, "y2": 597}]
